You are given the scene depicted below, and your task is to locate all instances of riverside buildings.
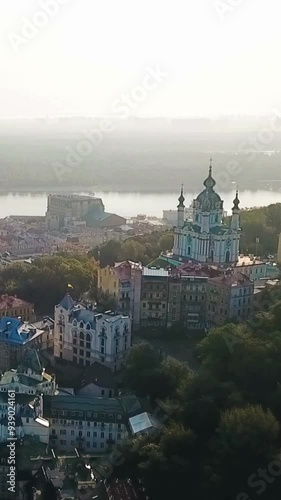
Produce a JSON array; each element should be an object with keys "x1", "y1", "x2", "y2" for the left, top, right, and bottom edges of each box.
[{"x1": 46, "y1": 194, "x2": 126, "y2": 230}]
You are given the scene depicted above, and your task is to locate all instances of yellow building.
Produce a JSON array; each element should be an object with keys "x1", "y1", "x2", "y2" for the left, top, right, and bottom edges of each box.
[{"x1": 98, "y1": 261, "x2": 142, "y2": 328}]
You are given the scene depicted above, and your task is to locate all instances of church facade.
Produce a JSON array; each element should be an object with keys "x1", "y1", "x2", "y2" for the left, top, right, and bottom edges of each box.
[{"x1": 172, "y1": 163, "x2": 241, "y2": 265}]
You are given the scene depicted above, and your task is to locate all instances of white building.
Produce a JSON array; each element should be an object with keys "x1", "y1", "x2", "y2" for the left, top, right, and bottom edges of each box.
[
  {"x1": 45, "y1": 394, "x2": 128, "y2": 453},
  {"x1": 0, "y1": 350, "x2": 54, "y2": 444},
  {"x1": 173, "y1": 163, "x2": 241, "y2": 265},
  {"x1": 54, "y1": 294, "x2": 132, "y2": 371}
]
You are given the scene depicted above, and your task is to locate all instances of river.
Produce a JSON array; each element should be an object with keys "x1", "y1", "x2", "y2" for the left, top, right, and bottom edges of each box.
[{"x1": 0, "y1": 190, "x2": 280, "y2": 219}]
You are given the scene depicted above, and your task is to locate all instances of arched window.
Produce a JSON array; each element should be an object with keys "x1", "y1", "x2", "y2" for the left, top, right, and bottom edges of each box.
[
  {"x1": 73, "y1": 320, "x2": 77, "y2": 327},
  {"x1": 124, "y1": 324, "x2": 129, "y2": 335},
  {"x1": 226, "y1": 250, "x2": 230, "y2": 263},
  {"x1": 86, "y1": 323, "x2": 91, "y2": 330},
  {"x1": 86, "y1": 333, "x2": 91, "y2": 342},
  {"x1": 79, "y1": 321, "x2": 84, "y2": 329},
  {"x1": 115, "y1": 327, "x2": 120, "y2": 337},
  {"x1": 79, "y1": 331, "x2": 84, "y2": 340}
]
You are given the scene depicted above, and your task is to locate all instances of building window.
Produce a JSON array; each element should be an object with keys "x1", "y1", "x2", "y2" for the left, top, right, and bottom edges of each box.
[
  {"x1": 87, "y1": 431, "x2": 90, "y2": 437},
  {"x1": 101, "y1": 432, "x2": 104, "y2": 439},
  {"x1": 80, "y1": 349, "x2": 84, "y2": 356},
  {"x1": 100, "y1": 443, "x2": 105, "y2": 448},
  {"x1": 71, "y1": 430, "x2": 74, "y2": 436},
  {"x1": 73, "y1": 348, "x2": 77, "y2": 354},
  {"x1": 93, "y1": 432, "x2": 97, "y2": 437},
  {"x1": 26, "y1": 418, "x2": 29, "y2": 423},
  {"x1": 117, "y1": 433, "x2": 121, "y2": 440}
]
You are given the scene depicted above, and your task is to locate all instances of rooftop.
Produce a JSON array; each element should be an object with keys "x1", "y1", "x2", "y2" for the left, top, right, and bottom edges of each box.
[
  {"x1": 0, "y1": 294, "x2": 33, "y2": 310},
  {"x1": 129, "y1": 412, "x2": 163, "y2": 434},
  {"x1": 143, "y1": 267, "x2": 169, "y2": 278},
  {"x1": 80, "y1": 361, "x2": 115, "y2": 389},
  {"x1": 48, "y1": 194, "x2": 102, "y2": 202},
  {"x1": 209, "y1": 270, "x2": 253, "y2": 286},
  {"x1": 237, "y1": 255, "x2": 264, "y2": 266},
  {"x1": 43, "y1": 395, "x2": 124, "y2": 415},
  {"x1": 0, "y1": 317, "x2": 43, "y2": 346}
]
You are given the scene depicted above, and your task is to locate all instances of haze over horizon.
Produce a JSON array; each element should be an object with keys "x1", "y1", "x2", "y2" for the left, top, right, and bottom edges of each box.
[{"x1": 1, "y1": 0, "x2": 281, "y2": 119}]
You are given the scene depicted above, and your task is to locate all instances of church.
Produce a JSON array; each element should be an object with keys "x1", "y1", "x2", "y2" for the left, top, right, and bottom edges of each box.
[{"x1": 172, "y1": 162, "x2": 241, "y2": 265}]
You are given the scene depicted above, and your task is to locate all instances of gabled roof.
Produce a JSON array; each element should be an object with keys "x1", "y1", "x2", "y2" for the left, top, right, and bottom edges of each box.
[
  {"x1": 18, "y1": 349, "x2": 42, "y2": 374},
  {"x1": 80, "y1": 362, "x2": 115, "y2": 389}
]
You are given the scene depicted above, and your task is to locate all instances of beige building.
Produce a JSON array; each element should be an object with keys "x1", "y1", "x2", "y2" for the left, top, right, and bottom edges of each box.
[
  {"x1": 46, "y1": 194, "x2": 105, "y2": 227},
  {"x1": 98, "y1": 260, "x2": 142, "y2": 329}
]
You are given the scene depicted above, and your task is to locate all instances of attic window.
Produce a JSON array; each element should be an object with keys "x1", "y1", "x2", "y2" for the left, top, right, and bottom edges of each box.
[
  {"x1": 80, "y1": 321, "x2": 84, "y2": 328},
  {"x1": 86, "y1": 324, "x2": 91, "y2": 330}
]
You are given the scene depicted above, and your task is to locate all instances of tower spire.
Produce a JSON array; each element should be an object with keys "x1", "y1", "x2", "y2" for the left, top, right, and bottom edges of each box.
[
  {"x1": 232, "y1": 187, "x2": 240, "y2": 211},
  {"x1": 178, "y1": 183, "x2": 185, "y2": 207},
  {"x1": 209, "y1": 156, "x2": 213, "y2": 174}
]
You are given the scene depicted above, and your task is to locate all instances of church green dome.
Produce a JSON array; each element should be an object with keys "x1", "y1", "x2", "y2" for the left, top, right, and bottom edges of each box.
[{"x1": 195, "y1": 165, "x2": 222, "y2": 211}]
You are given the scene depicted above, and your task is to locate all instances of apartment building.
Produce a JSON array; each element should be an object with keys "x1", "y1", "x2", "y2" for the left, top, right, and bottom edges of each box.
[
  {"x1": 167, "y1": 263, "x2": 221, "y2": 329},
  {"x1": 207, "y1": 270, "x2": 254, "y2": 326},
  {"x1": 54, "y1": 294, "x2": 132, "y2": 371},
  {"x1": 98, "y1": 260, "x2": 142, "y2": 329},
  {"x1": 140, "y1": 267, "x2": 169, "y2": 327},
  {"x1": 45, "y1": 395, "x2": 128, "y2": 453}
]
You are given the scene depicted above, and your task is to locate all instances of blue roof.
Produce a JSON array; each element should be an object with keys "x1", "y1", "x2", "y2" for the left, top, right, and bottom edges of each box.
[
  {"x1": 71, "y1": 308, "x2": 97, "y2": 328},
  {"x1": 59, "y1": 294, "x2": 75, "y2": 310},
  {"x1": 0, "y1": 317, "x2": 32, "y2": 345}
]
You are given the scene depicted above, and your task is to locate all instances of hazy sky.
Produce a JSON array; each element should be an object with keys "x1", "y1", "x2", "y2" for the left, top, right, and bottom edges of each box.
[{"x1": 1, "y1": 0, "x2": 280, "y2": 118}]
